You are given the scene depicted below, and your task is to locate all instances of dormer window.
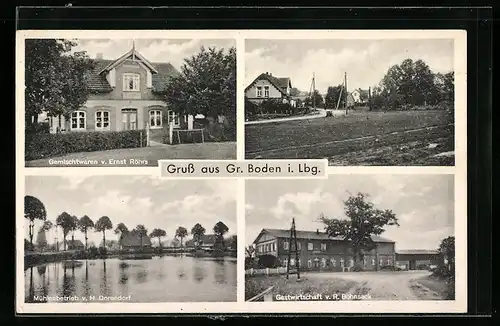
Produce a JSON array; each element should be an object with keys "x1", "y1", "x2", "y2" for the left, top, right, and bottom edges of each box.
[{"x1": 123, "y1": 73, "x2": 140, "y2": 92}]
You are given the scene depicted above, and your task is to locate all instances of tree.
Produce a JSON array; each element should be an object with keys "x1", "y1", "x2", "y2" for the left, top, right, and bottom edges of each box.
[
  {"x1": 149, "y1": 228, "x2": 166, "y2": 247},
  {"x1": 213, "y1": 221, "x2": 229, "y2": 249},
  {"x1": 290, "y1": 87, "x2": 301, "y2": 97},
  {"x1": 319, "y1": 192, "x2": 399, "y2": 269},
  {"x1": 24, "y1": 195, "x2": 47, "y2": 248},
  {"x1": 133, "y1": 225, "x2": 148, "y2": 247},
  {"x1": 114, "y1": 222, "x2": 129, "y2": 239},
  {"x1": 70, "y1": 215, "x2": 79, "y2": 244},
  {"x1": 190, "y1": 223, "x2": 206, "y2": 248},
  {"x1": 438, "y1": 236, "x2": 455, "y2": 274},
  {"x1": 175, "y1": 226, "x2": 188, "y2": 247},
  {"x1": 37, "y1": 220, "x2": 53, "y2": 250},
  {"x1": 171, "y1": 237, "x2": 181, "y2": 248},
  {"x1": 163, "y1": 46, "x2": 236, "y2": 127},
  {"x1": 56, "y1": 211, "x2": 76, "y2": 251},
  {"x1": 305, "y1": 90, "x2": 324, "y2": 108},
  {"x1": 78, "y1": 215, "x2": 94, "y2": 250},
  {"x1": 95, "y1": 216, "x2": 113, "y2": 249},
  {"x1": 324, "y1": 85, "x2": 344, "y2": 109},
  {"x1": 245, "y1": 245, "x2": 256, "y2": 258},
  {"x1": 25, "y1": 39, "x2": 96, "y2": 131}
]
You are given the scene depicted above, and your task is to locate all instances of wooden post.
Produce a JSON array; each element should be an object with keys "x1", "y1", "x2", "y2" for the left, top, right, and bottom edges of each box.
[
  {"x1": 344, "y1": 72, "x2": 348, "y2": 115},
  {"x1": 146, "y1": 123, "x2": 150, "y2": 147},
  {"x1": 140, "y1": 131, "x2": 143, "y2": 147},
  {"x1": 169, "y1": 122, "x2": 173, "y2": 145}
]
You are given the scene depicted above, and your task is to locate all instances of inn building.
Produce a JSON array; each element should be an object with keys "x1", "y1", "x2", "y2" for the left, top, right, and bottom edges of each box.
[{"x1": 252, "y1": 228, "x2": 396, "y2": 272}]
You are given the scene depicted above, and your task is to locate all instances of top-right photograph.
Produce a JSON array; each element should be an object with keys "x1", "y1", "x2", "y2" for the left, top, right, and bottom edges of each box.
[{"x1": 244, "y1": 38, "x2": 457, "y2": 166}]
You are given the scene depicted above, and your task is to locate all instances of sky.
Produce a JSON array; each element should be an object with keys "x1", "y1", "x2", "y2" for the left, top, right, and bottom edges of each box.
[
  {"x1": 71, "y1": 38, "x2": 236, "y2": 71},
  {"x1": 245, "y1": 39, "x2": 454, "y2": 94},
  {"x1": 24, "y1": 176, "x2": 237, "y2": 247},
  {"x1": 245, "y1": 174, "x2": 455, "y2": 251}
]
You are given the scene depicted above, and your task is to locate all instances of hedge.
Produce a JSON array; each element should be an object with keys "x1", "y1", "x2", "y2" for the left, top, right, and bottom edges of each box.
[{"x1": 25, "y1": 129, "x2": 147, "y2": 161}]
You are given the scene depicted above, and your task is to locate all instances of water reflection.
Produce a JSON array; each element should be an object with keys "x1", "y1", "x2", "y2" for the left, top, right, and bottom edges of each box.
[{"x1": 25, "y1": 256, "x2": 236, "y2": 302}]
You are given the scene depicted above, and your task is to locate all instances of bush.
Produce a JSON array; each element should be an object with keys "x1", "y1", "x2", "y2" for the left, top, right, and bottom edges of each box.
[
  {"x1": 25, "y1": 129, "x2": 147, "y2": 161},
  {"x1": 257, "y1": 254, "x2": 279, "y2": 268},
  {"x1": 26, "y1": 122, "x2": 50, "y2": 134},
  {"x1": 380, "y1": 265, "x2": 402, "y2": 271}
]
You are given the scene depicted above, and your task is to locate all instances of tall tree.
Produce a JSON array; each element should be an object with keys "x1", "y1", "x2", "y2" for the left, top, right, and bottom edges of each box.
[
  {"x1": 305, "y1": 90, "x2": 324, "y2": 108},
  {"x1": 56, "y1": 211, "x2": 76, "y2": 251},
  {"x1": 163, "y1": 46, "x2": 236, "y2": 125},
  {"x1": 213, "y1": 221, "x2": 229, "y2": 250},
  {"x1": 438, "y1": 236, "x2": 455, "y2": 274},
  {"x1": 175, "y1": 226, "x2": 188, "y2": 247},
  {"x1": 38, "y1": 220, "x2": 53, "y2": 250},
  {"x1": 190, "y1": 223, "x2": 206, "y2": 248},
  {"x1": 70, "y1": 215, "x2": 79, "y2": 244},
  {"x1": 324, "y1": 85, "x2": 344, "y2": 109},
  {"x1": 25, "y1": 39, "x2": 96, "y2": 131},
  {"x1": 319, "y1": 192, "x2": 399, "y2": 268},
  {"x1": 78, "y1": 215, "x2": 94, "y2": 250},
  {"x1": 95, "y1": 216, "x2": 113, "y2": 249},
  {"x1": 149, "y1": 228, "x2": 166, "y2": 247},
  {"x1": 24, "y1": 195, "x2": 47, "y2": 248},
  {"x1": 245, "y1": 245, "x2": 256, "y2": 258},
  {"x1": 133, "y1": 225, "x2": 148, "y2": 247}
]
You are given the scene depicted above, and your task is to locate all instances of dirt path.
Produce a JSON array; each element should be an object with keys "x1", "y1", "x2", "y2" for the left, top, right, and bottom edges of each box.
[{"x1": 307, "y1": 271, "x2": 443, "y2": 300}]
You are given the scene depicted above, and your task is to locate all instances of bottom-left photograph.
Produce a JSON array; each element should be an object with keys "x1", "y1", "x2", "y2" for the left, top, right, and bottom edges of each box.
[{"x1": 22, "y1": 175, "x2": 237, "y2": 303}]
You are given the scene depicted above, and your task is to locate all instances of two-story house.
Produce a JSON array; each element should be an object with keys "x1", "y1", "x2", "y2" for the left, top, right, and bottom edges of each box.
[
  {"x1": 43, "y1": 45, "x2": 194, "y2": 136},
  {"x1": 351, "y1": 88, "x2": 370, "y2": 104},
  {"x1": 245, "y1": 72, "x2": 296, "y2": 107},
  {"x1": 252, "y1": 228, "x2": 396, "y2": 272}
]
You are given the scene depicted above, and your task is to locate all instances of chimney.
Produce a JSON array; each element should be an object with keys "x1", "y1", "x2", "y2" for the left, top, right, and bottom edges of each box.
[
  {"x1": 316, "y1": 229, "x2": 319, "y2": 235},
  {"x1": 269, "y1": 73, "x2": 272, "y2": 76},
  {"x1": 96, "y1": 53, "x2": 103, "y2": 60},
  {"x1": 265, "y1": 72, "x2": 269, "y2": 75}
]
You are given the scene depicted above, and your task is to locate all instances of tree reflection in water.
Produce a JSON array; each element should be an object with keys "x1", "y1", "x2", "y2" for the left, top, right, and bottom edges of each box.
[
  {"x1": 193, "y1": 265, "x2": 206, "y2": 283},
  {"x1": 214, "y1": 260, "x2": 227, "y2": 285},
  {"x1": 177, "y1": 267, "x2": 187, "y2": 280},
  {"x1": 135, "y1": 269, "x2": 148, "y2": 284},
  {"x1": 83, "y1": 261, "x2": 91, "y2": 298},
  {"x1": 100, "y1": 259, "x2": 111, "y2": 297},
  {"x1": 37, "y1": 265, "x2": 48, "y2": 300},
  {"x1": 61, "y1": 263, "x2": 76, "y2": 298},
  {"x1": 119, "y1": 262, "x2": 129, "y2": 285}
]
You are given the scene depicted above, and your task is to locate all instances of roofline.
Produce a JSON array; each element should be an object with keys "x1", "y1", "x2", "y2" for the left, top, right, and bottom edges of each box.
[
  {"x1": 245, "y1": 74, "x2": 289, "y2": 96},
  {"x1": 99, "y1": 48, "x2": 159, "y2": 75},
  {"x1": 255, "y1": 228, "x2": 395, "y2": 243}
]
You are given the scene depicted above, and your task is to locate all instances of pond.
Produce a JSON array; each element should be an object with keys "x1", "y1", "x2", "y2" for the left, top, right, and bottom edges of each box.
[{"x1": 25, "y1": 255, "x2": 237, "y2": 303}]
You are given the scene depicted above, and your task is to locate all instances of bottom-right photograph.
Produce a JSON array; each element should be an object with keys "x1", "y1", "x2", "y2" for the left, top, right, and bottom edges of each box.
[{"x1": 244, "y1": 174, "x2": 456, "y2": 302}]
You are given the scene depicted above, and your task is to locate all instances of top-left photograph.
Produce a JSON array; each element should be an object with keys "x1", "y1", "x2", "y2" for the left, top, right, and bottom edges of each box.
[{"x1": 22, "y1": 38, "x2": 237, "y2": 167}]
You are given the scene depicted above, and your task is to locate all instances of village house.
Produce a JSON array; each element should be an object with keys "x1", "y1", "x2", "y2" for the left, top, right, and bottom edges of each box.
[
  {"x1": 245, "y1": 72, "x2": 296, "y2": 107},
  {"x1": 395, "y1": 249, "x2": 442, "y2": 270},
  {"x1": 119, "y1": 232, "x2": 153, "y2": 251},
  {"x1": 351, "y1": 88, "x2": 370, "y2": 104},
  {"x1": 59, "y1": 239, "x2": 85, "y2": 251},
  {"x1": 42, "y1": 45, "x2": 199, "y2": 136},
  {"x1": 185, "y1": 234, "x2": 225, "y2": 251},
  {"x1": 252, "y1": 228, "x2": 396, "y2": 272}
]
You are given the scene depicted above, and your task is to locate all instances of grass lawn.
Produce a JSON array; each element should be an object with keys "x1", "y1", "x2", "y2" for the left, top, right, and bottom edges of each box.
[
  {"x1": 25, "y1": 142, "x2": 236, "y2": 167},
  {"x1": 245, "y1": 274, "x2": 358, "y2": 301},
  {"x1": 245, "y1": 110, "x2": 454, "y2": 165},
  {"x1": 410, "y1": 274, "x2": 455, "y2": 300}
]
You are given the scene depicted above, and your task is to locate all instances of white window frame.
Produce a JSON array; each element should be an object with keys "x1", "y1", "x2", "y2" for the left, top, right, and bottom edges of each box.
[
  {"x1": 297, "y1": 242, "x2": 301, "y2": 250},
  {"x1": 320, "y1": 243, "x2": 327, "y2": 251},
  {"x1": 321, "y1": 258, "x2": 326, "y2": 268},
  {"x1": 363, "y1": 257, "x2": 367, "y2": 266},
  {"x1": 387, "y1": 258, "x2": 392, "y2": 265},
  {"x1": 290, "y1": 258, "x2": 295, "y2": 267},
  {"x1": 307, "y1": 259, "x2": 312, "y2": 268},
  {"x1": 264, "y1": 86, "x2": 270, "y2": 98},
  {"x1": 123, "y1": 73, "x2": 140, "y2": 92},
  {"x1": 95, "y1": 110, "x2": 110, "y2": 131},
  {"x1": 256, "y1": 86, "x2": 262, "y2": 97},
  {"x1": 340, "y1": 258, "x2": 345, "y2": 268},
  {"x1": 372, "y1": 258, "x2": 375, "y2": 266},
  {"x1": 283, "y1": 241, "x2": 289, "y2": 250},
  {"x1": 70, "y1": 110, "x2": 86, "y2": 131},
  {"x1": 379, "y1": 258, "x2": 384, "y2": 266},
  {"x1": 149, "y1": 110, "x2": 162, "y2": 128},
  {"x1": 283, "y1": 259, "x2": 288, "y2": 267},
  {"x1": 168, "y1": 110, "x2": 180, "y2": 128},
  {"x1": 349, "y1": 258, "x2": 354, "y2": 267},
  {"x1": 331, "y1": 258, "x2": 336, "y2": 267},
  {"x1": 308, "y1": 242, "x2": 313, "y2": 251}
]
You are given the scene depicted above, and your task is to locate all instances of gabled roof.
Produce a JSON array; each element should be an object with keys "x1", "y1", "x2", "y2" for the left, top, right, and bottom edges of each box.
[
  {"x1": 119, "y1": 232, "x2": 152, "y2": 247},
  {"x1": 185, "y1": 234, "x2": 219, "y2": 247},
  {"x1": 59, "y1": 239, "x2": 84, "y2": 247},
  {"x1": 253, "y1": 228, "x2": 395, "y2": 244},
  {"x1": 87, "y1": 56, "x2": 179, "y2": 94},
  {"x1": 245, "y1": 73, "x2": 292, "y2": 96},
  {"x1": 396, "y1": 249, "x2": 440, "y2": 255},
  {"x1": 352, "y1": 88, "x2": 370, "y2": 97},
  {"x1": 99, "y1": 47, "x2": 158, "y2": 74}
]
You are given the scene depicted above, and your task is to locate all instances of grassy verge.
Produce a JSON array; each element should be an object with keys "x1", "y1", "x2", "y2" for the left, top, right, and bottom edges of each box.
[
  {"x1": 245, "y1": 274, "x2": 357, "y2": 301},
  {"x1": 410, "y1": 274, "x2": 455, "y2": 300}
]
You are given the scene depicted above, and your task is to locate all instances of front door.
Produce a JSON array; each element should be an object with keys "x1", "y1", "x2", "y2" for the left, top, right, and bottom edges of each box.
[{"x1": 122, "y1": 109, "x2": 138, "y2": 130}]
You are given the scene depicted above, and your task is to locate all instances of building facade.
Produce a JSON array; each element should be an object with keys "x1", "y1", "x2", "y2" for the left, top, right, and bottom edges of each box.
[
  {"x1": 42, "y1": 46, "x2": 196, "y2": 135},
  {"x1": 395, "y1": 249, "x2": 443, "y2": 270},
  {"x1": 252, "y1": 228, "x2": 396, "y2": 272},
  {"x1": 245, "y1": 72, "x2": 296, "y2": 107},
  {"x1": 351, "y1": 88, "x2": 370, "y2": 104}
]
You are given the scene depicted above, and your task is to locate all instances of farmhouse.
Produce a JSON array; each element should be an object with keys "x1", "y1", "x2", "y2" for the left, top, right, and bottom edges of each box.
[
  {"x1": 245, "y1": 72, "x2": 296, "y2": 107},
  {"x1": 119, "y1": 232, "x2": 152, "y2": 250},
  {"x1": 252, "y1": 228, "x2": 396, "y2": 272},
  {"x1": 351, "y1": 88, "x2": 370, "y2": 104},
  {"x1": 42, "y1": 45, "x2": 198, "y2": 135},
  {"x1": 395, "y1": 249, "x2": 442, "y2": 270},
  {"x1": 59, "y1": 239, "x2": 85, "y2": 250},
  {"x1": 185, "y1": 234, "x2": 224, "y2": 250}
]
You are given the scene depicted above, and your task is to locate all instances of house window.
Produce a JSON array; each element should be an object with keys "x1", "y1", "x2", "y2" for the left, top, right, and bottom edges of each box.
[
  {"x1": 363, "y1": 257, "x2": 367, "y2": 266},
  {"x1": 297, "y1": 242, "x2": 301, "y2": 250},
  {"x1": 349, "y1": 258, "x2": 354, "y2": 267},
  {"x1": 283, "y1": 241, "x2": 289, "y2": 250},
  {"x1": 331, "y1": 258, "x2": 336, "y2": 267},
  {"x1": 168, "y1": 110, "x2": 180, "y2": 127},
  {"x1": 308, "y1": 242, "x2": 313, "y2": 251},
  {"x1": 320, "y1": 243, "x2": 327, "y2": 251},
  {"x1": 95, "y1": 111, "x2": 110, "y2": 131},
  {"x1": 256, "y1": 86, "x2": 262, "y2": 97},
  {"x1": 290, "y1": 258, "x2": 295, "y2": 266},
  {"x1": 264, "y1": 86, "x2": 269, "y2": 98},
  {"x1": 71, "y1": 111, "x2": 86, "y2": 130},
  {"x1": 149, "y1": 110, "x2": 162, "y2": 128},
  {"x1": 379, "y1": 259, "x2": 384, "y2": 266},
  {"x1": 123, "y1": 73, "x2": 140, "y2": 91},
  {"x1": 387, "y1": 258, "x2": 392, "y2": 265},
  {"x1": 297, "y1": 259, "x2": 301, "y2": 267},
  {"x1": 340, "y1": 258, "x2": 345, "y2": 268},
  {"x1": 321, "y1": 258, "x2": 327, "y2": 268},
  {"x1": 307, "y1": 259, "x2": 312, "y2": 268},
  {"x1": 372, "y1": 257, "x2": 375, "y2": 266},
  {"x1": 121, "y1": 109, "x2": 137, "y2": 130},
  {"x1": 283, "y1": 259, "x2": 288, "y2": 267}
]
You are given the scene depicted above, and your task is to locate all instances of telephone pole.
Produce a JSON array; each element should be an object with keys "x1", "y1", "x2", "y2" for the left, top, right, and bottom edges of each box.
[
  {"x1": 312, "y1": 73, "x2": 316, "y2": 109},
  {"x1": 344, "y1": 72, "x2": 348, "y2": 115},
  {"x1": 286, "y1": 218, "x2": 301, "y2": 281}
]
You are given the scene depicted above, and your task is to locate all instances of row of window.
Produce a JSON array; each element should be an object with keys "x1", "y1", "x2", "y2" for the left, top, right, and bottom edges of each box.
[
  {"x1": 282, "y1": 257, "x2": 393, "y2": 269},
  {"x1": 283, "y1": 241, "x2": 327, "y2": 251},
  {"x1": 65, "y1": 109, "x2": 178, "y2": 131},
  {"x1": 256, "y1": 86, "x2": 270, "y2": 98}
]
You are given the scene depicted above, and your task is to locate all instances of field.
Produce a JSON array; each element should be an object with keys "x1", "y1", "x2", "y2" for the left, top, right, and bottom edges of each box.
[{"x1": 245, "y1": 110, "x2": 454, "y2": 166}]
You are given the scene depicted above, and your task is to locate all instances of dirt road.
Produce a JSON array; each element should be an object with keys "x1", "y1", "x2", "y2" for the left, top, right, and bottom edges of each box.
[{"x1": 305, "y1": 271, "x2": 443, "y2": 300}]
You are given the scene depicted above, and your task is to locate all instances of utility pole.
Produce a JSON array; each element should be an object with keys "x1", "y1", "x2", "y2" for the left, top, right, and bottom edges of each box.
[
  {"x1": 286, "y1": 218, "x2": 301, "y2": 281},
  {"x1": 312, "y1": 73, "x2": 316, "y2": 109},
  {"x1": 368, "y1": 86, "x2": 372, "y2": 111},
  {"x1": 344, "y1": 72, "x2": 348, "y2": 115}
]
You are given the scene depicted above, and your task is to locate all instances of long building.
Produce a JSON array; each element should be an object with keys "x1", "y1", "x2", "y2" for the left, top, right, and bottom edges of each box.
[{"x1": 252, "y1": 228, "x2": 396, "y2": 272}]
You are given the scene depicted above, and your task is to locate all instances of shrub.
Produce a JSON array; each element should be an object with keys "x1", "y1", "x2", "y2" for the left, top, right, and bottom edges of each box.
[
  {"x1": 25, "y1": 129, "x2": 147, "y2": 161},
  {"x1": 326, "y1": 111, "x2": 334, "y2": 117},
  {"x1": 380, "y1": 265, "x2": 402, "y2": 271},
  {"x1": 26, "y1": 122, "x2": 50, "y2": 134},
  {"x1": 257, "y1": 254, "x2": 279, "y2": 268}
]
